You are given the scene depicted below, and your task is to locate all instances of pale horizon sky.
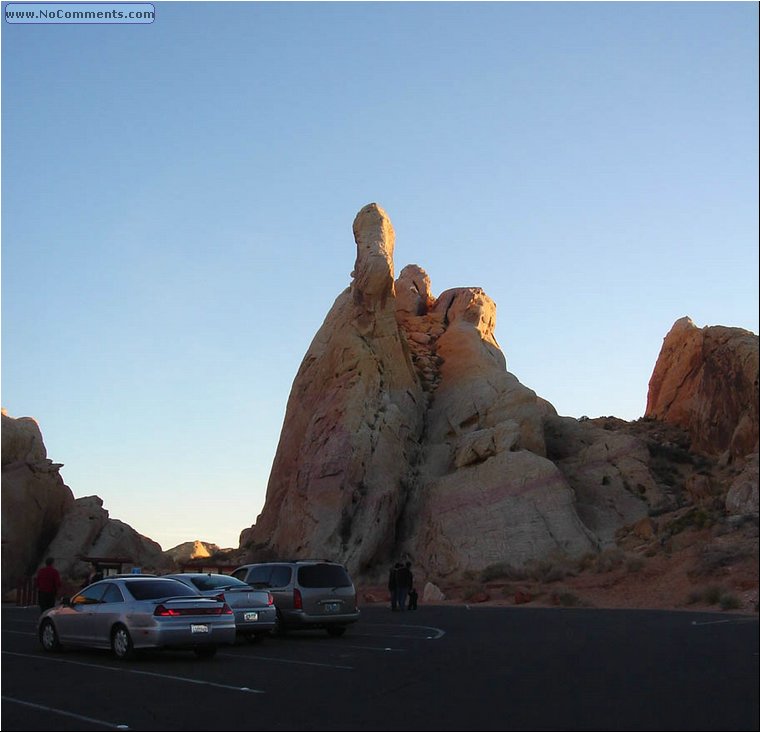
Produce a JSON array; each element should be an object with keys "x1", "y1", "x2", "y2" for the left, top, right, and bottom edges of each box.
[{"x1": 2, "y1": 2, "x2": 758, "y2": 550}]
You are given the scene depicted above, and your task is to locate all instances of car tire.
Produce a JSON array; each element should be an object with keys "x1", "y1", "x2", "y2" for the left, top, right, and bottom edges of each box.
[
  {"x1": 193, "y1": 645, "x2": 217, "y2": 659},
  {"x1": 39, "y1": 619, "x2": 62, "y2": 652},
  {"x1": 326, "y1": 625, "x2": 346, "y2": 638},
  {"x1": 111, "y1": 624, "x2": 134, "y2": 660},
  {"x1": 275, "y1": 611, "x2": 288, "y2": 636}
]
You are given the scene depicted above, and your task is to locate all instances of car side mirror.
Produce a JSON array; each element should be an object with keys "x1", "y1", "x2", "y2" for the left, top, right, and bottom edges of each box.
[{"x1": 60, "y1": 597, "x2": 71, "y2": 607}]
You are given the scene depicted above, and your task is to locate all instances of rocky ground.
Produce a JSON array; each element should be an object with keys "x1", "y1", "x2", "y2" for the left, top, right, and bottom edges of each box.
[{"x1": 359, "y1": 515, "x2": 758, "y2": 615}]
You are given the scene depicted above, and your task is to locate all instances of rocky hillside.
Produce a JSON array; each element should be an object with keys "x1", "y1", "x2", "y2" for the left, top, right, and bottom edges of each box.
[
  {"x1": 240, "y1": 203, "x2": 758, "y2": 605},
  {"x1": 1, "y1": 411, "x2": 170, "y2": 594}
]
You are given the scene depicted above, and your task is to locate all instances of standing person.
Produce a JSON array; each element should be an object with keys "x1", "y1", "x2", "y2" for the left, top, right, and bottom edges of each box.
[
  {"x1": 36, "y1": 557, "x2": 62, "y2": 613},
  {"x1": 388, "y1": 562, "x2": 400, "y2": 611},
  {"x1": 396, "y1": 561, "x2": 413, "y2": 612},
  {"x1": 408, "y1": 586, "x2": 419, "y2": 610}
]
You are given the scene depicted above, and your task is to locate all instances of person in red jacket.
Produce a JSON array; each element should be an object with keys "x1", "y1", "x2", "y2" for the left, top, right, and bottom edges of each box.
[{"x1": 36, "y1": 556, "x2": 62, "y2": 612}]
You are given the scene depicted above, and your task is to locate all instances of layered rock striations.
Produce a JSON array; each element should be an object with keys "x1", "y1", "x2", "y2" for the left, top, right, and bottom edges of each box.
[{"x1": 646, "y1": 317, "x2": 759, "y2": 460}]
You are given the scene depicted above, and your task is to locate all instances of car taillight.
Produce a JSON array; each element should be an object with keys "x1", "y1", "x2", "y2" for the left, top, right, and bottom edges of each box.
[
  {"x1": 293, "y1": 588, "x2": 302, "y2": 610},
  {"x1": 154, "y1": 604, "x2": 181, "y2": 617},
  {"x1": 221, "y1": 602, "x2": 233, "y2": 615},
  {"x1": 267, "y1": 592, "x2": 274, "y2": 606}
]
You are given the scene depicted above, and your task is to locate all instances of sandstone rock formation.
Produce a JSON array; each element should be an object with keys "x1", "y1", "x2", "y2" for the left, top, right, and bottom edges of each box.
[
  {"x1": 165, "y1": 539, "x2": 222, "y2": 564},
  {"x1": 241, "y1": 204, "x2": 425, "y2": 570},
  {"x1": 2, "y1": 410, "x2": 169, "y2": 593},
  {"x1": 1, "y1": 411, "x2": 74, "y2": 591},
  {"x1": 42, "y1": 496, "x2": 166, "y2": 584},
  {"x1": 241, "y1": 203, "x2": 662, "y2": 579},
  {"x1": 645, "y1": 317, "x2": 759, "y2": 460}
]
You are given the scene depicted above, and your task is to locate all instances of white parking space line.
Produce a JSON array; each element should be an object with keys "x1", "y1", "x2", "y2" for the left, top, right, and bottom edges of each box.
[
  {"x1": 352, "y1": 623, "x2": 446, "y2": 640},
  {"x1": 218, "y1": 652, "x2": 354, "y2": 670},
  {"x1": 2, "y1": 695, "x2": 129, "y2": 729},
  {"x1": 340, "y1": 644, "x2": 406, "y2": 652},
  {"x1": 691, "y1": 618, "x2": 758, "y2": 627},
  {"x1": 2, "y1": 651, "x2": 265, "y2": 694}
]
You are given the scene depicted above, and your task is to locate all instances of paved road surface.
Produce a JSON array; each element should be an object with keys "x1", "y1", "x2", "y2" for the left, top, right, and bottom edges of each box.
[{"x1": 2, "y1": 603, "x2": 757, "y2": 730}]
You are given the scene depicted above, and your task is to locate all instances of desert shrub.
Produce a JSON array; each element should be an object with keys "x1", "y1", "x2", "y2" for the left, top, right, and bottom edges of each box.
[
  {"x1": 720, "y1": 593, "x2": 741, "y2": 610},
  {"x1": 556, "y1": 592, "x2": 582, "y2": 607},
  {"x1": 689, "y1": 586, "x2": 742, "y2": 610},
  {"x1": 594, "y1": 548, "x2": 626, "y2": 573},
  {"x1": 691, "y1": 544, "x2": 751, "y2": 577},
  {"x1": 625, "y1": 556, "x2": 645, "y2": 573},
  {"x1": 666, "y1": 508, "x2": 717, "y2": 535},
  {"x1": 480, "y1": 562, "x2": 526, "y2": 582},
  {"x1": 525, "y1": 558, "x2": 570, "y2": 583}
]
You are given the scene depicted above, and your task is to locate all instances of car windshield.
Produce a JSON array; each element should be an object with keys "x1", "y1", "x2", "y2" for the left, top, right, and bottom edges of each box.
[
  {"x1": 298, "y1": 564, "x2": 352, "y2": 588},
  {"x1": 124, "y1": 579, "x2": 199, "y2": 600},
  {"x1": 189, "y1": 575, "x2": 250, "y2": 591}
]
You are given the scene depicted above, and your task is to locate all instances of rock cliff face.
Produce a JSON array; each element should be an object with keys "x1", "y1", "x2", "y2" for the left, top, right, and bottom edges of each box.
[
  {"x1": 646, "y1": 317, "x2": 759, "y2": 460},
  {"x1": 1, "y1": 411, "x2": 168, "y2": 594},
  {"x1": 242, "y1": 204, "x2": 663, "y2": 578},
  {"x1": 1, "y1": 411, "x2": 75, "y2": 591},
  {"x1": 241, "y1": 204, "x2": 425, "y2": 570},
  {"x1": 43, "y1": 496, "x2": 166, "y2": 584}
]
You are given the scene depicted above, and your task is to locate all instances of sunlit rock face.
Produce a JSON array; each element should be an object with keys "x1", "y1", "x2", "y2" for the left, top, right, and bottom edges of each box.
[
  {"x1": 241, "y1": 204, "x2": 425, "y2": 572},
  {"x1": 646, "y1": 317, "x2": 759, "y2": 460},
  {"x1": 241, "y1": 204, "x2": 600, "y2": 577},
  {"x1": 1, "y1": 411, "x2": 75, "y2": 593}
]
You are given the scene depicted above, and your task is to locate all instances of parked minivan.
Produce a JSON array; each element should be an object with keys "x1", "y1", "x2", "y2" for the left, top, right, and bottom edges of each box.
[{"x1": 231, "y1": 560, "x2": 360, "y2": 637}]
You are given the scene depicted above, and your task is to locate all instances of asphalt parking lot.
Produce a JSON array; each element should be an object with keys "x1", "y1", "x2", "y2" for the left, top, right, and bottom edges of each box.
[{"x1": 2, "y1": 603, "x2": 758, "y2": 731}]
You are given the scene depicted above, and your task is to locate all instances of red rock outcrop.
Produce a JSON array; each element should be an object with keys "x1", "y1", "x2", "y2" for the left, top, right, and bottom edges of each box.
[{"x1": 645, "y1": 317, "x2": 759, "y2": 460}]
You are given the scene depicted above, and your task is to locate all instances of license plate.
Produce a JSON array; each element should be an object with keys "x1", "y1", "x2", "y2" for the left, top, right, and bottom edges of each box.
[
  {"x1": 324, "y1": 602, "x2": 341, "y2": 613},
  {"x1": 191, "y1": 624, "x2": 209, "y2": 634},
  {"x1": 244, "y1": 612, "x2": 258, "y2": 622}
]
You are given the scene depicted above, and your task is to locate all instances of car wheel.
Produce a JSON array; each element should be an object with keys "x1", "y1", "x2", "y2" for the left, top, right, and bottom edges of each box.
[
  {"x1": 39, "y1": 620, "x2": 62, "y2": 652},
  {"x1": 193, "y1": 645, "x2": 217, "y2": 659},
  {"x1": 326, "y1": 625, "x2": 346, "y2": 638},
  {"x1": 111, "y1": 625, "x2": 134, "y2": 660}
]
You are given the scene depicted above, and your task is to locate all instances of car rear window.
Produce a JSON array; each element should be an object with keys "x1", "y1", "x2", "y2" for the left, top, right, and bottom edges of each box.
[
  {"x1": 124, "y1": 579, "x2": 199, "y2": 600},
  {"x1": 297, "y1": 564, "x2": 352, "y2": 588},
  {"x1": 190, "y1": 575, "x2": 249, "y2": 591}
]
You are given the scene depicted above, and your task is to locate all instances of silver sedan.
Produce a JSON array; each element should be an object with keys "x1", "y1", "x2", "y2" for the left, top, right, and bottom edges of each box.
[
  {"x1": 164, "y1": 573, "x2": 277, "y2": 642},
  {"x1": 38, "y1": 576, "x2": 236, "y2": 659}
]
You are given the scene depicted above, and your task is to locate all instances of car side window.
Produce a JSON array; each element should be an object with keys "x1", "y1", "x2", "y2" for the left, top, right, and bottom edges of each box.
[
  {"x1": 270, "y1": 566, "x2": 292, "y2": 587},
  {"x1": 101, "y1": 583, "x2": 125, "y2": 604},
  {"x1": 231, "y1": 568, "x2": 248, "y2": 582},
  {"x1": 72, "y1": 584, "x2": 107, "y2": 605},
  {"x1": 244, "y1": 566, "x2": 272, "y2": 586}
]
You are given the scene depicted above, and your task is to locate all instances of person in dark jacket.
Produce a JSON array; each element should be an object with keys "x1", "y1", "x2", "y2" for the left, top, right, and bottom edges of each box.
[
  {"x1": 388, "y1": 562, "x2": 401, "y2": 610},
  {"x1": 395, "y1": 561, "x2": 413, "y2": 612}
]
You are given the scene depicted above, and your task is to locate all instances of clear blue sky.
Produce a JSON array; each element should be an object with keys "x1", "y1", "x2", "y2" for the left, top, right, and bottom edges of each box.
[{"x1": 2, "y1": 2, "x2": 758, "y2": 550}]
